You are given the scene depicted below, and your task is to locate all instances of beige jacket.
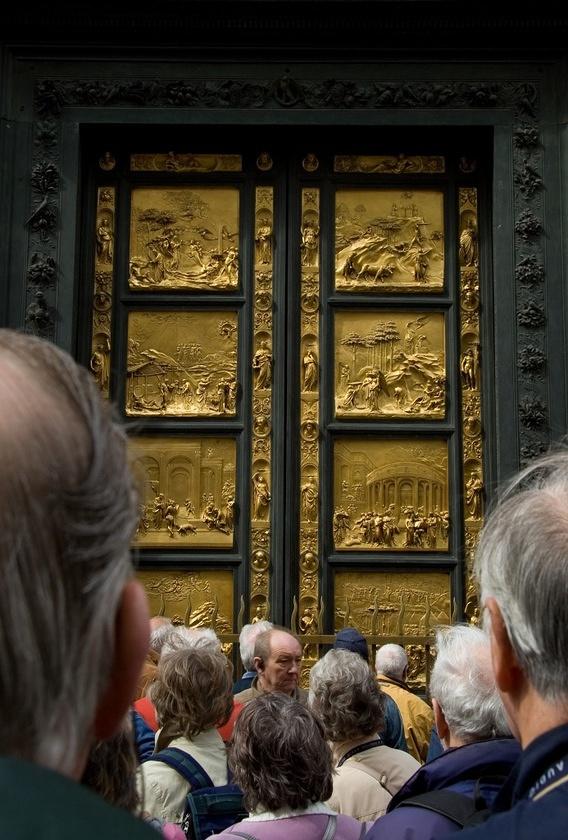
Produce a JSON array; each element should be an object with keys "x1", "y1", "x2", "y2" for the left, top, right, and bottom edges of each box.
[
  {"x1": 233, "y1": 676, "x2": 308, "y2": 705},
  {"x1": 137, "y1": 727, "x2": 228, "y2": 825},
  {"x1": 376, "y1": 673, "x2": 434, "y2": 763},
  {"x1": 327, "y1": 734, "x2": 420, "y2": 822}
]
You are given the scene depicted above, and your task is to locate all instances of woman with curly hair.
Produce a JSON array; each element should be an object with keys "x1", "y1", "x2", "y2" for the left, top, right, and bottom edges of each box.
[
  {"x1": 138, "y1": 646, "x2": 233, "y2": 825},
  {"x1": 214, "y1": 692, "x2": 365, "y2": 839},
  {"x1": 309, "y1": 649, "x2": 420, "y2": 822}
]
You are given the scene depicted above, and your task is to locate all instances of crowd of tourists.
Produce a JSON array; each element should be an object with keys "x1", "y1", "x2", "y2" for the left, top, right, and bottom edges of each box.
[{"x1": 0, "y1": 328, "x2": 567, "y2": 840}]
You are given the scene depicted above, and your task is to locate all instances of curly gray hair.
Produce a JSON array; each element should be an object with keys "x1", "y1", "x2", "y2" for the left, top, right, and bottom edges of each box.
[{"x1": 309, "y1": 649, "x2": 385, "y2": 742}]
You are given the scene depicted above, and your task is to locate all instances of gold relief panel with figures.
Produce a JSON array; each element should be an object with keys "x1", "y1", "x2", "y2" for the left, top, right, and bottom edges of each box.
[
  {"x1": 334, "y1": 155, "x2": 446, "y2": 175},
  {"x1": 90, "y1": 186, "x2": 115, "y2": 399},
  {"x1": 138, "y1": 570, "x2": 233, "y2": 633},
  {"x1": 130, "y1": 153, "x2": 242, "y2": 173},
  {"x1": 128, "y1": 187, "x2": 239, "y2": 291},
  {"x1": 335, "y1": 311, "x2": 446, "y2": 419},
  {"x1": 126, "y1": 310, "x2": 238, "y2": 417},
  {"x1": 131, "y1": 436, "x2": 236, "y2": 549},
  {"x1": 334, "y1": 570, "x2": 451, "y2": 638},
  {"x1": 334, "y1": 438, "x2": 449, "y2": 551},
  {"x1": 335, "y1": 189, "x2": 444, "y2": 293}
]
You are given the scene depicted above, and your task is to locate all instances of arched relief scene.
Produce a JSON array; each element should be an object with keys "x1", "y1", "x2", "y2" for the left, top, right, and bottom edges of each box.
[
  {"x1": 126, "y1": 310, "x2": 238, "y2": 416},
  {"x1": 334, "y1": 310, "x2": 446, "y2": 418},
  {"x1": 334, "y1": 438, "x2": 449, "y2": 551},
  {"x1": 131, "y1": 436, "x2": 236, "y2": 548},
  {"x1": 335, "y1": 188, "x2": 445, "y2": 293},
  {"x1": 128, "y1": 187, "x2": 240, "y2": 291}
]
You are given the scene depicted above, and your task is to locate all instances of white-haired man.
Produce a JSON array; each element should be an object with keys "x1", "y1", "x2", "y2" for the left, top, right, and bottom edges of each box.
[
  {"x1": 233, "y1": 620, "x2": 273, "y2": 694},
  {"x1": 0, "y1": 331, "x2": 154, "y2": 838},
  {"x1": 366, "y1": 625, "x2": 520, "y2": 838},
  {"x1": 445, "y1": 451, "x2": 568, "y2": 840},
  {"x1": 375, "y1": 643, "x2": 434, "y2": 762}
]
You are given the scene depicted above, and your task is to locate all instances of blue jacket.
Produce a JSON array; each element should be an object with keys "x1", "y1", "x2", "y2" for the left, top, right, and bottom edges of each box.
[
  {"x1": 365, "y1": 737, "x2": 521, "y2": 840},
  {"x1": 383, "y1": 694, "x2": 408, "y2": 752},
  {"x1": 450, "y1": 723, "x2": 568, "y2": 840},
  {"x1": 232, "y1": 671, "x2": 255, "y2": 694}
]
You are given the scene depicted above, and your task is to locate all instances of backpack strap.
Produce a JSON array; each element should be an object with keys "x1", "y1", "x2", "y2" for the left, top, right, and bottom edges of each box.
[
  {"x1": 394, "y1": 790, "x2": 484, "y2": 828},
  {"x1": 147, "y1": 747, "x2": 214, "y2": 790},
  {"x1": 321, "y1": 815, "x2": 337, "y2": 840}
]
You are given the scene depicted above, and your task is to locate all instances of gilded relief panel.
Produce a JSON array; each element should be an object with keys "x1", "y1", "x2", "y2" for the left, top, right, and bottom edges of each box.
[
  {"x1": 131, "y1": 436, "x2": 235, "y2": 549},
  {"x1": 334, "y1": 438, "x2": 449, "y2": 551},
  {"x1": 334, "y1": 155, "x2": 445, "y2": 175},
  {"x1": 138, "y1": 570, "x2": 233, "y2": 633},
  {"x1": 334, "y1": 570, "x2": 451, "y2": 636},
  {"x1": 126, "y1": 310, "x2": 238, "y2": 417},
  {"x1": 335, "y1": 311, "x2": 446, "y2": 419},
  {"x1": 90, "y1": 186, "x2": 115, "y2": 398},
  {"x1": 335, "y1": 189, "x2": 444, "y2": 293},
  {"x1": 128, "y1": 187, "x2": 239, "y2": 291},
  {"x1": 130, "y1": 153, "x2": 242, "y2": 173}
]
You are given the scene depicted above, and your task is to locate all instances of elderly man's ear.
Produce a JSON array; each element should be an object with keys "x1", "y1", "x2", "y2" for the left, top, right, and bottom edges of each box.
[
  {"x1": 94, "y1": 579, "x2": 150, "y2": 740},
  {"x1": 484, "y1": 597, "x2": 523, "y2": 696}
]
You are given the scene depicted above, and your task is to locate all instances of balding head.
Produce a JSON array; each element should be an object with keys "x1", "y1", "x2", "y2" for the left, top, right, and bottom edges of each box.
[
  {"x1": 253, "y1": 627, "x2": 302, "y2": 695},
  {"x1": 0, "y1": 330, "x2": 149, "y2": 777}
]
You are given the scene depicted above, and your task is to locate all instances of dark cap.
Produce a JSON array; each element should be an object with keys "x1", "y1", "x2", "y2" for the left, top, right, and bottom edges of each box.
[{"x1": 333, "y1": 627, "x2": 369, "y2": 661}]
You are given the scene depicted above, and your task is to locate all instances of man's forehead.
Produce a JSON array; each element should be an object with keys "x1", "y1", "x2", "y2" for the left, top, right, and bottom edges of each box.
[{"x1": 269, "y1": 632, "x2": 302, "y2": 656}]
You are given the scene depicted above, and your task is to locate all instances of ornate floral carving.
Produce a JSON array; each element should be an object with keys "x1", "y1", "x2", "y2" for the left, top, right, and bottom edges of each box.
[
  {"x1": 515, "y1": 255, "x2": 544, "y2": 287},
  {"x1": 518, "y1": 345, "x2": 546, "y2": 375},
  {"x1": 521, "y1": 441, "x2": 548, "y2": 463},
  {"x1": 34, "y1": 121, "x2": 58, "y2": 148},
  {"x1": 27, "y1": 253, "x2": 56, "y2": 287},
  {"x1": 514, "y1": 124, "x2": 539, "y2": 149},
  {"x1": 25, "y1": 290, "x2": 52, "y2": 332},
  {"x1": 31, "y1": 161, "x2": 59, "y2": 194},
  {"x1": 515, "y1": 209, "x2": 543, "y2": 241},
  {"x1": 518, "y1": 300, "x2": 545, "y2": 328},
  {"x1": 514, "y1": 161, "x2": 543, "y2": 199},
  {"x1": 519, "y1": 398, "x2": 546, "y2": 429}
]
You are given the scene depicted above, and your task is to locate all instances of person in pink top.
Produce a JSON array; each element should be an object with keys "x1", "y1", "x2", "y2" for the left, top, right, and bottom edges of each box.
[{"x1": 213, "y1": 693, "x2": 366, "y2": 840}]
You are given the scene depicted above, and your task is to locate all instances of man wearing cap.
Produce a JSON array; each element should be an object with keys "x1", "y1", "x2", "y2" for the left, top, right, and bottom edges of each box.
[{"x1": 333, "y1": 628, "x2": 408, "y2": 753}]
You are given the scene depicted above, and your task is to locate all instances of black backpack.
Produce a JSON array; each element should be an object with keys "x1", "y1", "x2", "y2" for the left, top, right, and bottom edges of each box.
[
  {"x1": 392, "y1": 776, "x2": 507, "y2": 829},
  {"x1": 147, "y1": 747, "x2": 248, "y2": 840}
]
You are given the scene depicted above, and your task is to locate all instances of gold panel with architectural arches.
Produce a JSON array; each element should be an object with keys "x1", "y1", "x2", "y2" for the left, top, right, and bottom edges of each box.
[
  {"x1": 335, "y1": 189, "x2": 444, "y2": 293},
  {"x1": 128, "y1": 187, "x2": 239, "y2": 291},
  {"x1": 334, "y1": 310, "x2": 446, "y2": 419},
  {"x1": 126, "y1": 310, "x2": 238, "y2": 416},
  {"x1": 334, "y1": 437, "x2": 449, "y2": 551},
  {"x1": 131, "y1": 435, "x2": 236, "y2": 549}
]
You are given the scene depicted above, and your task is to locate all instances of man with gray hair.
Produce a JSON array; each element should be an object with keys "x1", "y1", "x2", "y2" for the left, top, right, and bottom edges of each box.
[
  {"x1": 233, "y1": 620, "x2": 273, "y2": 694},
  {"x1": 375, "y1": 643, "x2": 434, "y2": 762},
  {"x1": 0, "y1": 331, "x2": 155, "y2": 838},
  {"x1": 444, "y1": 451, "x2": 568, "y2": 840},
  {"x1": 365, "y1": 624, "x2": 519, "y2": 838}
]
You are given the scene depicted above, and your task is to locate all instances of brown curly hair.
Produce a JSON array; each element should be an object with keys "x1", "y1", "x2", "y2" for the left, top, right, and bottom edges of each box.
[
  {"x1": 229, "y1": 693, "x2": 333, "y2": 812},
  {"x1": 309, "y1": 649, "x2": 385, "y2": 742},
  {"x1": 151, "y1": 646, "x2": 233, "y2": 743}
]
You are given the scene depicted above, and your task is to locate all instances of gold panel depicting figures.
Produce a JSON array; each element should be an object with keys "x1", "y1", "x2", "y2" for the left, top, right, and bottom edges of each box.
[
  {"x1": 335, "y1": 190, "x2": 444, "y2": 293},
  {"x1": 128, "y1": 187, "x2": 239, "y2": 291},
  {"x1": 335, "y1": 570, "x2": 451, "y2": 636},
  {"x1": 335, "y1": 311, "x2": 445, "y2": 419},
  {"x1": 130, "y1": 153, "x2": 242, "y2": 173},
  {"x1": 334, "y1": 438, "x2": 449, "y2": 551},
  {"x1": 131, "y1": 436, "x2": 236, "y2": 549},
  {"x1": 126, "y1": 310, "x2": 238, "y2": 417},
  {"x1": 138, "y1": 570, "x2": 233, "y2": 633}
]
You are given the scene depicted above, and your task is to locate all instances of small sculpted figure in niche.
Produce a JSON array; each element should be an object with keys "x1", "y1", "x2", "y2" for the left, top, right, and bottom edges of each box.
[{"x1": 252, "y1": 340, "x2": 272, "y2": 389}]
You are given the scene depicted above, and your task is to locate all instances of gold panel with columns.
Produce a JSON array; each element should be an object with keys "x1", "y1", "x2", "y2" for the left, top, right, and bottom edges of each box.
[
  {"x1": 128, "y1": 187, "x2": 240, "y2": 291},
  {"x1": 334, "y1": 310, "x2": 446, "y2": 419},
  {"x1": 125, "y1": 310, "x2": 239, "y2": 417},
  {"x1": 459, "y1": 187, "x2": 484, "y2": 622},
  {"x1": 334, "y1": 437, "x2": 449, "y2": 551},
  {"x1": 249, "y1": 186, "x2": 275, "y2": 624},
  {"x1": 90, "y1": 186, "x2": 115, "y2": 398},
  {"x1": 131, "y1": 436, "x2": 236, "y2": 549},
  {"x1": 335, "y1": 189, "x2": 444, "y2": 293}
]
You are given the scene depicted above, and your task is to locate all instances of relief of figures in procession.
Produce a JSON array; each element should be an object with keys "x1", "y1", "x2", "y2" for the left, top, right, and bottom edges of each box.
[
  {"x1": 131, "y1": 437, "x2": 236, "y2": 549},
  {"x1": 128, "y1": 187, "x2": 239, "y2": 291},
  {"x1": 335, "y1": 311, "x2": 446, "y2": 419},
  {"x1": 125, "y1": 310, "x2": 238, "y2": 417},
  {"x1": 334, "y1": 438, "x2": 449, "y2": 551},
  {"x1": 335, "y1": 189, "x2": 444, "y2": 292}
]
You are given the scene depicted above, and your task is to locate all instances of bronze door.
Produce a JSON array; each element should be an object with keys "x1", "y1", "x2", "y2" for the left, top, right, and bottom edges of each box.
[{"x1": 85, "y1": 136, "x2": 485, "y2": 683}]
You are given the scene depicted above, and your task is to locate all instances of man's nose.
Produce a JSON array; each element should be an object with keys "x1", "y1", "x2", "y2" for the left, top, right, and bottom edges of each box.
[{"x1": 289, "y1": 661, "x2": 299, "y2": 674}]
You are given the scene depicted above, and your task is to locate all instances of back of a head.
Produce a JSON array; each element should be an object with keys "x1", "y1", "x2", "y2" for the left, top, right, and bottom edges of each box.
[
  {"x1": 161, "y1": 625, "x2": 220, "y2": 656},
  {"x1": 333, "y1": 627, "x2": 369, "y2": 662},
  {"x1": 229, "y1": 692, "x2": 333, "y2": 813},
  {"x1": 375, "y1": 643, "x2": 408, "y2": 680},
  {"x1": 475, "y1": 449, "x2": 568, "y2": 703},
  {"x1": 429, "y1": 624, "x2": 509, "y2": 743},
  {"x1": 149, "y1": 617, "x2": 173, "y2": 654},
  {"x1": 152, "y1": 646, "x2": 232, "y2": 738},
  {"x1": 239, "y1": 620, "x2": 273, "y2": 671},
  {"x1": 0, "y1": 331, "x2": 138, "y2": 775},
  {"x1": 309, "y1": 648, "x2": 385, "y2": 742}
]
